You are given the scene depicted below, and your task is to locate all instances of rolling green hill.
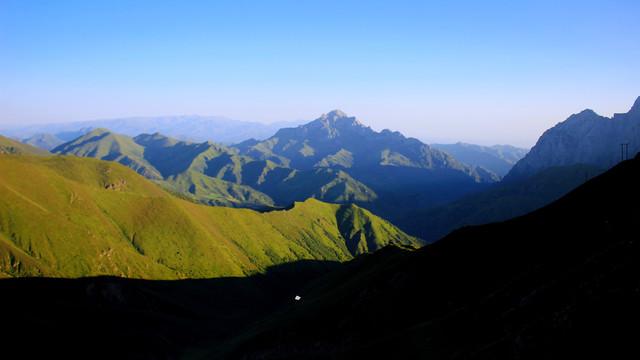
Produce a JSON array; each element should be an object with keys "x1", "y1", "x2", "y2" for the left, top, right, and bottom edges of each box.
[
  {"x1": 52, "y1": 129, "x2": 377, "y2": 209},
  {"x1": 0, "y1": 154, "x2": 422, "y2": 279},
  {"x1": 0, "y1": 134, "x2": 52, "y2": 156},
  {"x1": 52, "y1": 127, "x2": 163, "y2": 179}
]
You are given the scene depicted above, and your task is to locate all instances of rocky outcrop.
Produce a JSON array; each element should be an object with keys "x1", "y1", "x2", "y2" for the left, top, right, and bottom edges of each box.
[{"x1": 505, "y1": 96, "x2": 639, "y2": 182}]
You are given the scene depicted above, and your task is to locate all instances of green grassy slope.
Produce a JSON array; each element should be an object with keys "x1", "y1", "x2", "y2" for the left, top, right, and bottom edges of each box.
[
  {"x1": 54, "y1": 129, "x2": 377, "y2": 209},
  {"x1": 0, "y1": 154, "x2": 422, "y2": 279},
  {"x1": 157, "y1": 170, "x2": 276, "y2": 209},
  {"x1": 183, "y1": 139, "x2": 377, "y2": 205},
  {"x1": 52, "y1": 127, "x2": 163, "y2": 179},
  {"x1": 0, "y1": 134, "x2": 52, "y2": 156}
]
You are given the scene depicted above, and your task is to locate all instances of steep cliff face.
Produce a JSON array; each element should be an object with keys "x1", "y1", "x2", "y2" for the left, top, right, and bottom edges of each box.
[{"x1": 505, "y1": 97, "x2": 639, "y2": 182}]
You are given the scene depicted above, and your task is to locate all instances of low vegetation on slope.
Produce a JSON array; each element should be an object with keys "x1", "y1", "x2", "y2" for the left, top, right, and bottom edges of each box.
[
  {"x1": 52, "y1": 129, "x2": 378, "y2": 209},
  {"x1": 0, "y1": 154, "x2": 422, "y2": 279}
]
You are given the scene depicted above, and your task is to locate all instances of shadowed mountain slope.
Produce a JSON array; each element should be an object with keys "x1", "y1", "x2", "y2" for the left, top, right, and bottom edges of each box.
[
  {"x1": 52, "y1": 129, "x2": 377, "y2": 209},
  {"x1": 232, "y1": 110, "x2": 500, "y2": 212},
  {"x1": 205, "y1": 153, "x2": 639, "y2": 359},
  {"x1": 0, "y1": 260, "x2": 342, "y2": 360},
  {"x1": 396, "y1": 163, "x2": 605, "y2": 242},
  {"x1": 0, "y1": 154, "x2": 423, "y2": 279}
]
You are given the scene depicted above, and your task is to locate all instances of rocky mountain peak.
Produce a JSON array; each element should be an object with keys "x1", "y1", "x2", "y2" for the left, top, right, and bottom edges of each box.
[
  {"x1": 318, "y1": 110, "x2": 363, "y2": 127},
  {"x1": 504, "y1": 96, "x2": 639, "y2": 182},
  {"x1": 295, "y1": 110, "x2": 368, "y2": 139},
  {"x1": 625, "y1": 96, "x2": 640, "y2": 116},
  {"x1": 324, "y1": 109, "x2": 348, "y2": 119}
]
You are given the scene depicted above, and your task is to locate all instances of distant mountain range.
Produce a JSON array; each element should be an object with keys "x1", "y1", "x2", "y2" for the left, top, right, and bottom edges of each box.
[
  {"x1": 4, "y1": 98, "x2": 637, "y2": 236},
  {"x1": 18, "y1": 132, "x2": 65, "y2": 151},
  {"x1": 505, "y1": 96, "x2": 639, "y2": 182},
  {"x1": 431, "y1": 142, "x2": 528, "y2": 177},
  {"x1": 38, "y1": 111, "x2": 505, "y2": 218},
  {"x1": 232, "y1": 110, "x2": 500, "y2": 213},
  {"x1": 51, "y1": 128, "x2": 376, "y2": 209},
  {"x1": 1, "y1": 98, "x2": 638, "y2": 359},
  {"x1": 2, "y1": 115, "x2": 307, "y2": 144}
]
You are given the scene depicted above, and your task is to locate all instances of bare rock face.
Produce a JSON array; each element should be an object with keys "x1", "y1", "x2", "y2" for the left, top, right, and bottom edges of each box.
[{"x1": 505, "y1": 96, "x2": 639, "y2": 182}]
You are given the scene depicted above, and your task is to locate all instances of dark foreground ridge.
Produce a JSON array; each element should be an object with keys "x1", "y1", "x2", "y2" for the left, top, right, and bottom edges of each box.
[
  {"x1": 0, "y1": 260, "x2": 341, "y2": 359},
  {"x1": 208, "y1": 153, "x2": 640, "y2": 359}
]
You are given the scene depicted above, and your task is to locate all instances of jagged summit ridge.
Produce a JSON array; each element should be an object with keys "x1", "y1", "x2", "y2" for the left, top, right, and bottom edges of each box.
[
  {"x1": 316, "y1": 109, "x2": 366, "y2": 133},
  {"x1": 322, "y1": 109, "x2": 349, "y2": 119},
  {"x1": 274, "y1": 110, "x2": 371, "y2": 140},
  {"x1": 504, "y1": 96, "x2": 639, "y2": 182},
  {"x1": 617, "y1": 95, "x2": 640, "y2": 117}
]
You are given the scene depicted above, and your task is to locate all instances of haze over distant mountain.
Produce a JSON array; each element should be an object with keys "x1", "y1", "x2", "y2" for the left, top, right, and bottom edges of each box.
[
  {"x1": 431, "y1": 142, "x2": 528, "y2": 177},
  {"x1": 14, "y1": 132, "x2": 65, "y2": 151},
  {"x1": 232, "y1": 110, "x2": 500, "y2": 212},
  {"x1": 505, "y1": 96, "x2": 639, "y2": 182},
  {"x1": 0, "y1": 135, "x2": 52, "y2": 157},
  {"x1": 1, "y1": 115, "x2": 307, "y2": 144},
  {"x1": 397, "y1": 98, "x2": 638, "y2": 239}
]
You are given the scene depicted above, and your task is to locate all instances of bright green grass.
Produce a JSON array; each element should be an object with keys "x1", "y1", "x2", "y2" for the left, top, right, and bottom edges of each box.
[{"x1": 0, "y1": 154, "x2": 422, "y2": 279}]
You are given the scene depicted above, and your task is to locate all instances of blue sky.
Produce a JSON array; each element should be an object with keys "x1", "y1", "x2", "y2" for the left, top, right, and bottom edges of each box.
[{"x1": 1, "y1": 0, "x2": 638, "y2": 147}]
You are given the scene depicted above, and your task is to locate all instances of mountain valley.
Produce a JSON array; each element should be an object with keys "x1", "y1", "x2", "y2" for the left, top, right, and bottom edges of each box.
[{"x1": 0, "y1": 97, "x2": 638, "y2": 360}]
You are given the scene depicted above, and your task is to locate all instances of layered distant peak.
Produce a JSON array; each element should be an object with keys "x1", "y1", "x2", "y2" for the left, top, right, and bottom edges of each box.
[{"x1": 272, "y1": 110, "x2": 371, "y2": 140}]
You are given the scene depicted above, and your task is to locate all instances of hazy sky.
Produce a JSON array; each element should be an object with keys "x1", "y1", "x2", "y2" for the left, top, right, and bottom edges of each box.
[{"x1": 1, "y1": 0, "x2": 638, "y2": 147}]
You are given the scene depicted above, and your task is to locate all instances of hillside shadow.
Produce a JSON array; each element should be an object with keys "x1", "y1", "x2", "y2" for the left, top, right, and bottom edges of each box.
[
  {"x1": 53, "y1": 131, "x2": 109, "y2": 154},
  {"x1": 0, "y1": 259, "x2": 342, "y2": 360}
]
